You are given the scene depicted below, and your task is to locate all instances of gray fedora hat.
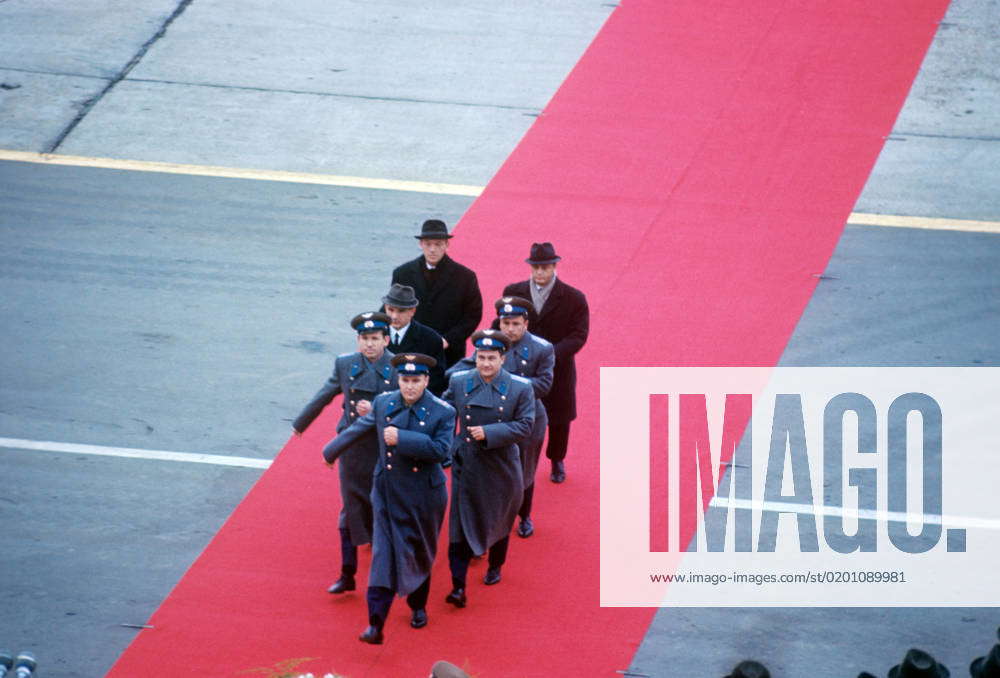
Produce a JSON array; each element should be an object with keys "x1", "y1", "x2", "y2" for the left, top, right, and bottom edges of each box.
[
  {"x1": 888, "y1": 649, "x2": 949, "y2": 678},
  {"x1": 970, "y1": 627, "x2": 1000, "y2": 678},
  {"x1": 382, "y1": 283, "x2": 419, "y2": 309},
  {"x1": 724, "y1": 660, "x2": 771, "y2": 678}
]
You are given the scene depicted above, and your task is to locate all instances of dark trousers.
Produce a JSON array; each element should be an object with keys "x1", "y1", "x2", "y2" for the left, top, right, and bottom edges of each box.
[
  {"x1": 366, "y1": 576, "x2": 431, "y2": 629},
  {"x1": 518, "y1": 483, "x2": 535, "y2": 519},
  {"x1": 545, "y1": 418, "x2": 572, "y2": 462},
  {"x1": 448, "y1": 536, "x2": 510, "y2": 588},
  {"x1": 340, "y1": 527, "x2": 357, "y2": 575}
]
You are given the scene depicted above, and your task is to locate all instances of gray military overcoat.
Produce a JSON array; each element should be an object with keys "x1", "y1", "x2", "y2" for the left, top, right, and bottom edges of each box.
[
  {"x1": 294, "y1": 350, "x2": 396, "y2": 544},
  {"x1": 444, "y1": 333, "x2": 553, "y2": 486},
  {"x1": 503, "y1": 332, "x2": 554, "y2": 485},
  {"x1": 443, "y1": 368, "x2": 535, "y2": 554},
  {"x1": 322, "y1": 389, "x2": 455, "y2": 596}
]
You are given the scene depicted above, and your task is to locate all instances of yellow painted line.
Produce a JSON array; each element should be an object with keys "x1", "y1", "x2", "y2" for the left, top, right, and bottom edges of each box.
[
  {"x1": 848, "y1": 212, "x2": 1000, "y2": 234},
  {"x1": 0, "y1": 149, "x2": 484, "y2": 197},
  {"x1": 2, "y1": 149, "x2": 998, "y2": 233}
]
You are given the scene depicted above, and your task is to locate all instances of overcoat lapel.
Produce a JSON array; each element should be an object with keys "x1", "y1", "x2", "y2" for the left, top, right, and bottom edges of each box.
[
  {"x1": 408, "y1": 257, "x2": 429, "y2": 300},
  {"x1": 537, "y1": 278, "x2": 565, "y2": 321},
  {"x1": 424, "y1": 255, "x2": 456, "y2": 304}
]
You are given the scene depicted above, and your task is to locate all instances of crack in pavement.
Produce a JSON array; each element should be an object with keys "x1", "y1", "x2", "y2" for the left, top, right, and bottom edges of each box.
[{"x1": 45, "y1": 0, "x2": 197, "y2": 154}]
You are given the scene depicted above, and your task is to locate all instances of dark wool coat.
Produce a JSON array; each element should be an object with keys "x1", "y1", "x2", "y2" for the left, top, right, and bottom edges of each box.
[
  {"x1": 391, "y1": 254, "x2": 483, "y2": 366},
  {"x1": 443, "y1": 368, "x2": 534, "y2": 554},
  {"x1": 388, "y1": 319, "x2": 447, "y2": 396},
  {"x1": 446, "y1": 332, "x2": 554, "y2": 486},
  {"x1": 322, "y1": 389, "x2": 455, "y2": 596},
  {"x1": 293, "y1": 350, "x2": 396, "y2": 544},
  {"x1": 502, "y1": 278, "x2": 589, "y2": 422}
]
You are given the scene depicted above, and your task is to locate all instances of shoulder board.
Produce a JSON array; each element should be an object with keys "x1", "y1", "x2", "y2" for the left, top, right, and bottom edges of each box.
[
  {"x1": 510, "y1": 374, "x2": 533, "y2": 389},
  {"x1": 528, "y1": 332, "x2": 553, "y2": 349}
]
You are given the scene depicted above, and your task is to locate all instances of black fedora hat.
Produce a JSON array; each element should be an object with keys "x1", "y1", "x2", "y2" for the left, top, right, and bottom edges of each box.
[
  {"x1": 723, "y1": 660, "x2": 770, "y2": 678},
  {"x1": 415, "y1": 219, "x2": 453, "y2": 240},
  {"x1": 525, "y1": 241, "x2": 562, "y2": 265},
  {"x1": 382, "y1": 283, "x2": 419, "y2": 309},
  {"x1": 970, "y1": 628, "x2": 1000, "y2": 678},
  {"x1": 888, "y1": 649, "x2": 949, "y2": 678}
]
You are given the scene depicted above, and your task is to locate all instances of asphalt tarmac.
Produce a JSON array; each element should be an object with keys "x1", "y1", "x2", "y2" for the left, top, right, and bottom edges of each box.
[{"x1": 1, "y1": 0, "x2": 998, "y2": 676}]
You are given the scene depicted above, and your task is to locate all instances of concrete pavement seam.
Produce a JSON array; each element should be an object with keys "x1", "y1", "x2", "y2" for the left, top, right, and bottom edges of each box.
[
  {"x1": 889, "y1": 130, "x2": 1000, "y2": 142},
  {"x1": 45, "y1": 0, "x2": 197, "y2": 153},
  {"x1": 124, "y1": 76, "x2": 543, "y2": 112}
]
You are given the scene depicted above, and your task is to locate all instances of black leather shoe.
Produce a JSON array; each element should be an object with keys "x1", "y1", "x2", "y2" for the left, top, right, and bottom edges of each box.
[
  {"x1": 410, "y1": 608, "x2": 428, "y2": 628},
  {"x1": 483, "y1": 567, "x2": 502, "y2": 585},
  {"x1": 327, "y1": 574, "x2": 356, "y2": 593},
  {"x1": 359, "y1": 625, "x2": 383, "y2": 644},
  {"x1": 550, "y1": 460, "x2": 566, "y2": 483},
  {"x1": 517, "y1": 516, "x2": 534, "y2": 538},
  {"x1": 445, "y1": 588, "x2": 467, "y2": 608}
]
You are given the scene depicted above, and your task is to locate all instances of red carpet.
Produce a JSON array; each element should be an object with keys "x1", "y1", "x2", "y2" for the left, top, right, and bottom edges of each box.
[{"x1": 108, "y1": 1, "x2": 948, "y2": 676}]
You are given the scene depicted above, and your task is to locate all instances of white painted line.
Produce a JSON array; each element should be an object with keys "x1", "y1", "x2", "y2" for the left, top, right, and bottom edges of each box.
[
  {"x1": 0, "y1": 150, "x2": 484, "y2": 197},
  {"x1": 710, "y1": 496, "x2": 1000, "y2": 531},
  {"x1": 0, "y1": 437, "x2": 272, "y2": 469}
]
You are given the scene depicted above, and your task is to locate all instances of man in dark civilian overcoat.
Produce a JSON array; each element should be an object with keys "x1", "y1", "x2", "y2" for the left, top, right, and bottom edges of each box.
[
  {"x1": 292, "y1": 312, "x2": 397, "y2": 594},
  {"x1": 390, "y1": 219, "x2": 482, "y2": 368},
  {"x1": 502, "y1": 242, "x2": 589, "y2": 484},
  {"x1": 442, "y1": 330, "x2": 534, "y2": 607},
  {"x1": 322, "y1": 353, "x2": 455, "y2": 644},
  {"x1": 382, "y1": 283, "x2": 447, "y2": 395}
]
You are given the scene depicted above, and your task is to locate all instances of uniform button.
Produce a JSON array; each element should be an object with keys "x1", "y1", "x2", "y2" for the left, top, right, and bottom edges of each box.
[
  {"x1": 387, "y1": 464, "x2": 393, "y2": 470},
  {"x1": 465, "y1": 437, "x2": 471, "y2": 442},
  {"x1": 497, "y1": 418, "x2": 502, "y2": 422},
  {"x1": 350, "y1": 400, "x2": 356, "y2": 405},
  {"x1": 499, "y1": 406, "x2": 504, "y2": 412},
  {"x1": 384, "y1": 379, "x2": 390, "y2": 384},
  {"x1": 522, "y1": 360, "x2": 527, "y2": 365},
  {"x1": 501, "y1": 395, "x2": 507, "y2": 400},
  {"x1": 412, "y1": 467, "x2": 418, "y2": 472},
  {"x1": 387, "y1": 452, "x2": 392, "y2": 457},
  {"x1": 465, "y1": 415, "x2": 471, "y2": 420},
  {"x1": 386, "y1": 417, "x2": 391, "y2": 422},
  {"x1": 351, "y1": 413, "x2": 356, "y2": 418},
  {"x1": 419, "y1": 421, "x2": 425, "y2": 426}
]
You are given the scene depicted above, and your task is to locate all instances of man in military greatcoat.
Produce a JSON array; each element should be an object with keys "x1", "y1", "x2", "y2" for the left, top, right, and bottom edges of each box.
[
  {"x1": 292, "y1": 312, "x2": 397, "y2": 594},
  {"x1": 502, "y1": 242, "x2": 589, "y2": 484},
  {"x1": 494, "y1": 296, "x2": 554, "y2": 538},
  {"x1": 381, "y1": 282, "x2": 447, "y2": 395},
  {"x1": 442, "y1": 330, "x2": 535, "y2": 607},
  {"x1": 390, "y1": 219, "x2": 483, "y2": 368},
  {"x1": 445, "y1": 298, "x2": 554, "y2": 537},
  {"x1": 322, "y1": 353, "x2": 455, "y2": 644}
]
